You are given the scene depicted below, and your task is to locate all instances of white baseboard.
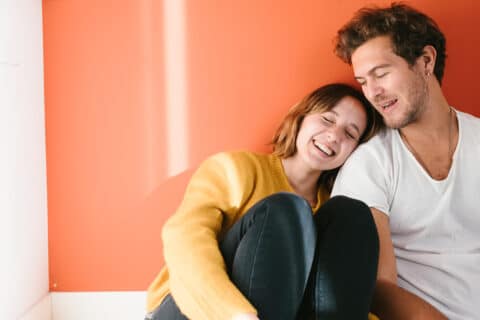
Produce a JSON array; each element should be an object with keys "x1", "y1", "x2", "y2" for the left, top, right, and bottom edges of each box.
[
  {"x1": 51, "y1": 291, "x2": 147, "y2": 320},
  {"x1": 19, "y1": 294, "x2": 52, "y2": 320}
]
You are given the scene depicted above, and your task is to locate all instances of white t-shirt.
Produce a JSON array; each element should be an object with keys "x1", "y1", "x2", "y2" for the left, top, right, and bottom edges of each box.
[{"x1": 332, "y1": 110, "x2": 480, "y2": 320}]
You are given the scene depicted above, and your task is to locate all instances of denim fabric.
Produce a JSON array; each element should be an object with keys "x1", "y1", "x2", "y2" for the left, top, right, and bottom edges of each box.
[
  {"x1": 147, "y1": 193, "x2": 378, "y2": 320},
  {"x1": 147, "y1": 294, "x2": 188, "y2": 320}
]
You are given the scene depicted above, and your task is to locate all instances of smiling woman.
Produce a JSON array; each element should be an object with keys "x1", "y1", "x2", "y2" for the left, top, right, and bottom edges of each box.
[
  {"x1": 40, "y1": 1, "x2": 480, "y2": 319},
  {"x1": 145, "y1": 83, "x2": 384, "y2": 320},
  {"x1": 272, "y1": 83, "x2": 382, "y2": 195},
  {"x1": 287, "y1": 97, "x2": 367, "y2": 170}
]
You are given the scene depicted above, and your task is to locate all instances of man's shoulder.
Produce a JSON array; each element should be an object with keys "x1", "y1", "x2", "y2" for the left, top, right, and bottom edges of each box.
[
  {"x1": 456, "y1": 110, "x2": 480, "y2": 145},
  {"x1": 457, "y1": 109, "x2": 480, "y2": 127},
  {"x1": 352, "y1": 128, "x2": 396, "y2": 157},
  {"x1": 338, "y1": 128, "x2": 397, "y2": 175},
  {"x1": 332, "y1": 128, "x2": 395, "y2": 207}
]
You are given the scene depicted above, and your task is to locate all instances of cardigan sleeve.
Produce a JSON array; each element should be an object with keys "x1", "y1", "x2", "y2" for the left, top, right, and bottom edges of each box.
[{"x1": 162, "y1": 152, "x2": 257, "y2": 320}]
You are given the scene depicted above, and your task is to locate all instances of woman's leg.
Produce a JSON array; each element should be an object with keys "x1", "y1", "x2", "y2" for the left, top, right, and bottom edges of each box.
[
  {"x1": 147, "y1": 192, "x2": 317, "y2": 320},
  {"x1": 220, "y1": 192, "x2": 317, "y2": 320},
  {"x1": 146, "y1": 294, "x2": 188, "y2": 320},
  {"x1": 308, "y1": 195, "x2": 379, "y2": 320}
]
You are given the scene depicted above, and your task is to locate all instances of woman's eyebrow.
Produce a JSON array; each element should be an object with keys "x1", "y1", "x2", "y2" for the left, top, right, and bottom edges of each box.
[
  {"x1": 327, "y1": 110, "x2": 361, "y2": 134},
  {"x1": 348, "y1": 123, "x2": 361, "y2": 134}
]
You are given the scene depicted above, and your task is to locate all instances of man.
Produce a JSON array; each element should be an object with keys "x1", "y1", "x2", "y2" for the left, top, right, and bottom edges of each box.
[{"x1": 332, "y1": 3, "x2": 480, "y2": 320}]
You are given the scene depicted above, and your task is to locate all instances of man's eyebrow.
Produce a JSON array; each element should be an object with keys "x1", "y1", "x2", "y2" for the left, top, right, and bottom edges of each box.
[{"x1": 355, "y1": 64, "x2": 391, "y2": 80}]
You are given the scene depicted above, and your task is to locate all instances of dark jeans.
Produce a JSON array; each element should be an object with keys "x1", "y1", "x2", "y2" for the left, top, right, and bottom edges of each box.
[{"x1": 147, "y1": 193, "x2": 379, "y2": 320}]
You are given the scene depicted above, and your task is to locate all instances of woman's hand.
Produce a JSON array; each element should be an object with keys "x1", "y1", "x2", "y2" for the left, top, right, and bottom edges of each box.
[{"x1": 231, "y1": 313, "x2": 259, "y2": 320}]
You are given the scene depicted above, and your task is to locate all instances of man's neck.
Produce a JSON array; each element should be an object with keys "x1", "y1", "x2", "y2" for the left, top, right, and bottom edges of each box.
[
  {"x1": 398, "y1": 90, "x2": 458, "y2": 180},
  {"x1": 400, "y1": 87, "x2": 451, "y2": 141}
]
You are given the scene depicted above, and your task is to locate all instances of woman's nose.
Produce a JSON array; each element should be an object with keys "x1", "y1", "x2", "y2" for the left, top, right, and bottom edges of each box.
[{"x1": 326, "y1": 126, "x2": 341, "y2": 143}]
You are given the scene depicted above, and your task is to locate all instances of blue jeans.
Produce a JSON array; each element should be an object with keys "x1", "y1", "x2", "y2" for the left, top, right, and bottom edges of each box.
[{"x1": 147, "y1": 193, "x2": 379, "y2": 320}]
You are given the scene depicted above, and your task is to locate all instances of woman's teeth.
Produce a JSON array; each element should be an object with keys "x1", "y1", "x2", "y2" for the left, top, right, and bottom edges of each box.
[{"x1": 314, "y1": 141, "x2": 334, "y2": 156}]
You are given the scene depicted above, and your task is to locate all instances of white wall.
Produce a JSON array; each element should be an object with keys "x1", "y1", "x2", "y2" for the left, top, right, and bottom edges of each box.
[
  {"x1": 0, "y1": 0, "x2": 49, "y2": 319},
  {"x1": 51, "y1": 291, "x2": 147, "y2": 320}
]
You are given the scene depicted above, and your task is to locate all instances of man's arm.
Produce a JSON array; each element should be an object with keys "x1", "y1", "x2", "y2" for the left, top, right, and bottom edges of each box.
[{"x1": 370, "y1": 208, "x2": 447, "y2": 320}]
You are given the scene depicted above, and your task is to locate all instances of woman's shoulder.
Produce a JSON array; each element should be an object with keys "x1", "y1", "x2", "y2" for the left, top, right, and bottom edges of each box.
[
  {"x1": 206, "y1": 150, "x2": 273, "y2": 168},
  {"x1": 197, "y1": 151, "x2": 282, "y2": 187}
]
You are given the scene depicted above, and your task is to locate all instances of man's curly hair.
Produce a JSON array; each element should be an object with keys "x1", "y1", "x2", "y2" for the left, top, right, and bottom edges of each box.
[{"x1": 334, "y1": 3, "x2": 447, "y2": 84}]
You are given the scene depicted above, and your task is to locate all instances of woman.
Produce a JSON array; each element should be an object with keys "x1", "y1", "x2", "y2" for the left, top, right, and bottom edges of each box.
[{"x1": 145, "y1": 83, "x2": 384, "y2": 320}]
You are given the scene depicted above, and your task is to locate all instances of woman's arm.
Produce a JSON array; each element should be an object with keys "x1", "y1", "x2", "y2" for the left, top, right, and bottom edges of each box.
[
  {"x1": 163, "y1": 153, "x2": 257, "y2": 320},
  {"x1": 231, "y1": 313, "x2": 260, "y2": 320}
]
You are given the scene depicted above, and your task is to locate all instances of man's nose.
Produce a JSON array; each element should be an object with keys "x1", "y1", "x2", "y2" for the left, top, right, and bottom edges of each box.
[{"x1": 364, "y1": 80, "x2": 383, "y2": 102}]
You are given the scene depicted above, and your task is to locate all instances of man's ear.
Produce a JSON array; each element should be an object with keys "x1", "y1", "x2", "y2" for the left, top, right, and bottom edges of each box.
[{"x1": 421, "y1": 45, "x2": 437, "y2": 75}]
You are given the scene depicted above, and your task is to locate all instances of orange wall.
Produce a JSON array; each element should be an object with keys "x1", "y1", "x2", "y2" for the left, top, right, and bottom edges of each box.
[{"x1": 43, "y1": 0, "x2": 480, "y2": 291}]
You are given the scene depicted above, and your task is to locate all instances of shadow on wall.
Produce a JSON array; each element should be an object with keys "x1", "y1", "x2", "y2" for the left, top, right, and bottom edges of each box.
[{"x1": 139, "y1": 169, "x2": 195, "y2": 282}]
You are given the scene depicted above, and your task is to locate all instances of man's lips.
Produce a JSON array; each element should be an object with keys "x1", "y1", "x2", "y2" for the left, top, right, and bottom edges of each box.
[{"x1": 377, "y1": 98, "x2": 398, "y2": 111}]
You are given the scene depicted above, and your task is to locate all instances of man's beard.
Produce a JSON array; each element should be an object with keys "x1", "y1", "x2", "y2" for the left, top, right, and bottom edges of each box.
[{"x1": 385, "y1": 70, "x2": 429, "y2": 129}]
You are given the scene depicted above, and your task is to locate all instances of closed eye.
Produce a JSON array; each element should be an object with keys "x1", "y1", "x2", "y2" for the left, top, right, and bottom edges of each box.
[
  {"x1": 345, "y1": 130, "x2": 357, "y2": 140},
  {"x1": 376, "y1": 72, "x2": 388, "y2": 78},
  {"x1": 355, "y1": 78, "x2": 366, "y2": 87},
  {"x1": 321, "y1": 116, "x2": 334, "y2": 124}
]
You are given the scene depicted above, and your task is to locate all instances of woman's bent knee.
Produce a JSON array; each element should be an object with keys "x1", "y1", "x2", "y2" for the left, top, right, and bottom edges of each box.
[
  {"x1": 259, "y1": 192, "x2": 313, "y2": 223},
  {"x1": 316, "y1": 196, "x2": 378, "y2": 248},
  {"x1": 320, "y1": 195, "x2": 372, "y2": 223}
]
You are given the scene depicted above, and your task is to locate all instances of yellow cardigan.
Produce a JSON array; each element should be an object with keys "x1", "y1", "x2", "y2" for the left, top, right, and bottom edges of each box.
[{"x1": 146, "y1": 151, "x2": 378, "y2": 320}]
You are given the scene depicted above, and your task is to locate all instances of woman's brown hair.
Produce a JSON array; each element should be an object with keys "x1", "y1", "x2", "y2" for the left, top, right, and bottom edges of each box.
[{"x1": 272, "y1": 83, "x2": 383, "y2": 192}]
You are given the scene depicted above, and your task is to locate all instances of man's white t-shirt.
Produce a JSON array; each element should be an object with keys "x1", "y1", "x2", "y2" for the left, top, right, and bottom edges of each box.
[{"x1": 331, "y1": 110, "x2": 480, "y2": 320}]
